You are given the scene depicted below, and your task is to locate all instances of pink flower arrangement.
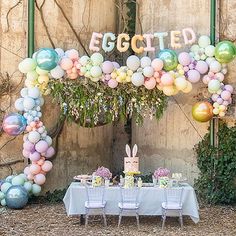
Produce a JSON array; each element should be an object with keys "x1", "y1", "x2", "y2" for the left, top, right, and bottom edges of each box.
[
  {"x1": 153, "y1": 167, "x2": 170, "y2": 179},
  {"x1": 95, "y1": 166, "x2": 112, "y2": 179}
]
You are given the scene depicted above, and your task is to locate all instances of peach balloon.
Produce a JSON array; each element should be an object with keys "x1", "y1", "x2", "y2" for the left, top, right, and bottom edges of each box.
[
  {"x1": 37, "y1": 158, "x2": 45, "y2": 166},
  {"x1": 42, "y1": 161, "x2": 53, "y2": 172},
  {"x1": 26, "y1": 126, "x2": 32, "y2": 132},
  {"x1": 60, "y1": 58, "x2": 73, "y2": 70},
  {"x1": 144, "y1": 77, "x2": 156, "y2": 90},
  {"x1": 27, "y1": 173, "x2": 34, "y2": 181},
  {"x1": 29, "y1": 163, "x2": 41, "y2": 175},
  {"x1": 161, "y1": 73, "x2": 174, "y2": 86},
  {"x1": 34, "y1": 173, "x2": 46, "y2": 185},
  {"x1": 151, "y1": 58, "x2": 164, "y2": 71}
]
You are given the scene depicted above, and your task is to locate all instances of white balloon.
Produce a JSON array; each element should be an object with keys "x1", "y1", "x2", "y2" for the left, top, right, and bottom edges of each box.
[
  {"x1": 198, "y1": 35, "x2": 211, "y2": 48},
  {"x1": 55, "y1": 48, "x2": 64, "y2": 59},
  {"x1": 39, "y1": 97, "x2": 44, "y2": 106},
  {"x1": 45, "y1": 136, "x2": 52, "y2": 146},
  {"x1": 126, "y1": 55, "x2": 140, "y2": 71},
  {"x1": 80, "y1": 56, "x2": 90, "y2": 66},
  {"x1": 28, "y1": 87, "x2": 40, "y2": 99},
  {"x1": 27, "y1": 71, "x2": 38, "y2": 81},
  {"x1": 206, "y1": 57, "x2": 215, "y2": 65},
  {"x1": 90, "y1": 66, "x2": 102, "y2": 78},
  {"x1": 50, "y1": 65, "x2": 65, "y2": 79},
  {"x1": 14, "y1": 98, "x2": 24, "y2": 111},
  {"x1": 131, "y1": 72, "x2": 144, "y2": 87},
  {"x1": 143, "y1": 66, "x2": 154, "y2": 77},
  {"x1": 90, "y1": 53, "x2": 104, "y2": 66},
  {"x1": 140, "y1": 56, "x2": 151, "y2": 68},
  {"x1": 23, "y1": 97, "x2": 35, "y2": 110},
  {"x1": 28, "y1": 131, "x2": 41, "y2": 143},
  {"x1": 210, "y1": 61, "x2": 222, "y2": 73},
  {"x1": 20, "y1": 88, "x2": 28, "y2": 97},
  {"x1": 205, "y1": 45, "x2": 215, "y2": 57},
  {"x1": 18, "y1": 58, "x2": 37, "y2": 73}
]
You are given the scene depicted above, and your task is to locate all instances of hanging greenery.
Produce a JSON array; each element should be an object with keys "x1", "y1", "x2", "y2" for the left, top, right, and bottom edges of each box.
[
  {"x1": 194, "y1": 122, "x2": 236, "y2": 204},
  {"x1": 49, "y1": 78, "x2": 167, "y2": 127}
]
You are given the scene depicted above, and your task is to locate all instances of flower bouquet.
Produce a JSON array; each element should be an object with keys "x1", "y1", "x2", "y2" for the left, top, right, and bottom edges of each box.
[
  {"x1": 153, "y1": 167, "x2": 170, "y2": 187},
  {"x1": 93, "y1": 166, "x2": 112, "y2": 187}
]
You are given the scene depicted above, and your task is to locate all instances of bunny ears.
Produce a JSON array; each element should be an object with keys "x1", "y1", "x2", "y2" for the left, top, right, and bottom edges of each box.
[{"x1": 125, "y1": 144, "x2": 138, "y2": 157}]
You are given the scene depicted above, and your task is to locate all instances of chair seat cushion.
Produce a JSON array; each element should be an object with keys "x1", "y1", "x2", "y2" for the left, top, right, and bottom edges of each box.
[
  {"x1": 162, "y1": 201, "x2": 182, "y2": 210},
  {"x1": 118, "y1": 202, "x2": 139, "y2": 209},
  {"x1": 85, "y1": 201, "x2": 106, "y2": 209}
]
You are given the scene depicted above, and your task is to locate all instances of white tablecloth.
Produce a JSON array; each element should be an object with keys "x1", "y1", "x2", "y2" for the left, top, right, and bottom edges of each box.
[{"x1": 63, "y1": 183, "x2": 200, "y2": 223}]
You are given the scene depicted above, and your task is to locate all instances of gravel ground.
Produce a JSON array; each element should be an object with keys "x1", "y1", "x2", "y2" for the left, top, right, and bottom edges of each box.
[{"x1": 0, "y1": 203, "x2": 235, "y2": 236}]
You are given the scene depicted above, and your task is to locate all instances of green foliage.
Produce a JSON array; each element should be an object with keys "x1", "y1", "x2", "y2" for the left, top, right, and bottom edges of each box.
[
  {"x1": 50, "y1": 79, "x2": 167, "y2": 127},
  {"x1": 195, "y1": 122, "x2": 236, "y2": 204}
]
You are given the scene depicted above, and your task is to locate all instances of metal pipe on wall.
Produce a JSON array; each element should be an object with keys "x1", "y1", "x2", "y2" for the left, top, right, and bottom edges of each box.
[{"x1": 28, "y1": 0, "x2": 35, "y2": 57}]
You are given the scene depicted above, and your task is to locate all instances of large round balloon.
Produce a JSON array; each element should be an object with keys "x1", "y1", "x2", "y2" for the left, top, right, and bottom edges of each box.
[
  {"x1": 192, "y1": 101, "x2": 213, "y2": 122},
  {"x1": 3, "y1": 113, "x2": 27, "y2": 136},
  {"x1": 157, "y1": 49, "x2": 178, "y2": 71},
  {"x1": 5, "y1": 185, "x2": 28, "y2": 209},
  {"x1": 35, "y1": 48, "x2": 59, "y2": 71},
  {"x1": 215, "y1": 41, "x2": 236, "y2": 63}
]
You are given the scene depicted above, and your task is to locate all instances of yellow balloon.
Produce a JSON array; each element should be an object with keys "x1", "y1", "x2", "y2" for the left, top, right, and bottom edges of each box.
[
  {"x1": 38, "y1": 75, "x2": 49, "y2": 84},
  {"x1": 182, "y1": 81, "x2": 192, "y2": 93},
  {"x1": 163, "y1": 86, "x2": 175, "y2": 96},
  {"x1": 175, "y1": 76, "x2": 188, "y2": 90}
]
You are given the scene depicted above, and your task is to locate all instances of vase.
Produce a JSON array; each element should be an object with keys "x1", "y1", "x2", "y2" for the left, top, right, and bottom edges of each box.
[{"x1": 105, "y1": 179, "x2": 110, "y2": 187}]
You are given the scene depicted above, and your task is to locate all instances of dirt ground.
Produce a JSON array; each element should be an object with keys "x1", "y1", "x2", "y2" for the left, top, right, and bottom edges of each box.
[{"x1": 0, "y1": 203, "x2": 235, "y2": 236}]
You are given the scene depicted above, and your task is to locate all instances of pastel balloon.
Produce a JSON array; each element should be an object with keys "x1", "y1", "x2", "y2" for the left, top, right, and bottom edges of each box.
[
  {"x1": 22, "y1": 149, "x2": 30, "y2": 158},
  {"x1": 18, "y1": 58, "x2": 37, "y2": 73},
  {"x1": 45, "y1": 136, "x2": 52, "y2": 146},
  {"x1": 151, "y1": 58, "x2": 163, "y2": 71},
  {"x1": 24, "y1": 166, "x2": 30, "y2": 175},
  {"x1": 131, "y1": 72, "x2": 144, "y2": 87},
  {"x1": 202, "y1": 75, "x2": 211, "y2": 84},
  {"x1": 11, "y1": 176, "x2": 25, "y2": 186},
  {"x1": 50, "y1": 65, "x2": 65, "y2": 79},
  {"x1": 102, "y1": 61, "x2": 114, "y2": 74},
  {"x1": 198, "y1": 35, "x2": 211, "y2": 48},
  {"x1": 65, "y1": 49, "x2": 79, "y2": 60},
  {"x1": 23, "y1": 97, "x2": 35, "y2": 110},
  {"x1": 205, "y1": 45, "x2": 215, "y2": 57},
  {"x1": 60, "y1": 58, "x2": 73, "y2": 70},
  {"x1": 163, "y1": 86, "x2": 175, "y2": 96},
  {"x1": 32, "y1": 184, "x2": 41, "y2": 196},
  {"x1": 91, "y1": 53, "x2": 104, "y2": 66},
  {"x1": 215, "y1": 72, "x2": 224, "y2": 82},
  {"x1": 29, "y1": 164, "x2": 41, "y2": 175},
  {"x1": 35, "y1": 140, "x2": 49, "y2": 153},
  {"x1": 143, "y1": 66, "x2": 154, "y2": 77},
  {"x1": 24, "y1": 182, "x2": 32, "y2": 192},
  {"x1": 140, "y1": 57, "x2": 151, "y2": 68},
  {"x1": 215, "y1": 41, "x2": 236, "y2": 63},
  {"x1": 28, "y1": 131, "x2": 41, "y2": 143},
  {"x1": 80, "y1": 56, "x2": 90, "y2": 66},
  {"x1": 35, "y1": 48, "x2": 59, "y2": 71},
  {"x1": 192, "y1": 101, "x2": 213, "y2": 122},
  {"x1": 210, "y1": 61, "x2": 221, "y2": 73},
  {"x1": 23, "y1": 141, "x2": 34, "y2": 151},
  {"x1": 208, "y1": 79, "x2": 221, "y2": 92},
  {"x1": 55, "y1": 48, "x2": 64, "y2": 59},
  {"x1": 195, "y1": 61, "x2": 208, "y2": 74},
  {"x1": 108, "y1": 79, "x2": 118, "y2": 88},
  {"x1": 29, "y1": 151, "x2": 41, "y2": 162},
  {"x1": 182, "y1": 81, "x2": 193, "y2": 93},
  {"x1": 224, "y1": 84, "x2": 234, "y2": 93},
  {"x1": 36, "y1": 66, "x2": 48, "y2": 75},
  {"x1": 178, "y1": 52, "x2": 191, "y2": 66},
  {"x1": 34, "y1": 174, "x2": 46, "y2": 185},
  {"x1": 45, "y1": 146, "x2": 55, "y2": 158},
  {"x1": 221, "y1": 90, "x2": 231, "y2": 100},
  {"x1": 174, "y1": 76, "x2": 188, "y2": 90},
  {"x1": 90, "y1": 66, "x2": 102, "y2": 78},
  {"x1": 187, "y1": 70, "x2": 200, "y2": 83},
  {"x1": 112, "y1": 62, "x2": 120, "y2": 69},
  {"x1": 158, "y1": 49, "x2": 178, "y2": 71},
  {"x1": 14, "y1": 98, "x2": 24, "y2": 111},
  {"x1": 28, "y1": 87, "x2": 40, "y2": 99},
  {"x1": 144, "y1": 77, "x2": 156, "y2": 90},
  {"x1": 161, "y1": 73, "x2": 174, "y2": 86},
  {"x1": 211, "y1": 94, "x2": 219, "y2": 102},
  {"x1": 126, "y1": 55, "x2": 140, "y2": 71},
  {"x1": 41, "y1": 161, "x2": 53, "y2": 172},
  {"x1": 1, "y1": 182, "x2": 12, "y2": 193},
  {"x1": 3, "y1": 113, "x2": 27, "y2": 136}
]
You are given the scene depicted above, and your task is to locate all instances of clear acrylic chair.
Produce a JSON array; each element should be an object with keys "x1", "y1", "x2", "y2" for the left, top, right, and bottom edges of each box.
[
  {"x1": 85, "y1": 186, "x2": 107, "y2": 227},
  {"x1": 118, "y1": 187, "x2": 140, "y2": 228},
  {"x1": 161, "y1": 187, "x2": 184, "y2": 229}
]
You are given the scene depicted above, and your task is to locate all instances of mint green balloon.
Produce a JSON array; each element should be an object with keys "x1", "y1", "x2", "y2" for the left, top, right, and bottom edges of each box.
[
  {"x1": 215, "y1": 41, "x2": 236, "y2": 63},
  {"x1": 1, "y1": 182, "x2": 12, "y2": 193},
  {"x1": 158, "y1": 49, "x2": 178, "y2": 71},
  {"x1": 32, "y1": 184, "x2": 41, "y2": 196},
  {"x1": 12, "y1": 176, "x2": 25, "y2": 186},
  {"x1": 1, "y1": 198, "x2": 6, "y2": 206},
  {"x1": 0, "y1": 191, "x2": 5, "y2": 200},
  {"x1": 24, "y1": 182, "x2": 33, "y2": 192}
]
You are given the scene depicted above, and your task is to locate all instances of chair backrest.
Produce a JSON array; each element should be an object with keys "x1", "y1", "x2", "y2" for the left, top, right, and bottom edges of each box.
[
  {"x1": 120, "y1": 187, "x2": 139, "y2": 205},
  {"x1": 164, "y1": 187, "x2": 183, "y2": 206},
  {"x1": 86, "y1": 185, "x2": 105, "y2": 203}
]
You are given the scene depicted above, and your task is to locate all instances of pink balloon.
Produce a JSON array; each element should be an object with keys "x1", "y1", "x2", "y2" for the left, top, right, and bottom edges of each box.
[
  {"x1": 35, "y1": 140, "x2": 49, "y2": 153},
  {"x1": 27, "y1": 173, "x2": 34, "y2": 181},
  {"x1": 60, "y1": 58, "x2": 73, "y2": 70},
  {"x1": 112, "y1": 62, "x2": 120, "y2": 69},
  {"x1": 216, "y1": 97, "x2": 223, "y2": 105},
  {"x1": 30, "y1": 163, "x2": 41, "y2": 175},
  {"x1": 34, "y1": 173, "x2": 46, "y2": 185},
  {"x1": 42, "y1": 161, "x2": 53, "y2": 172},
  {"x1": 195, "y1": 61, "x2": 208, "y2": 74},
  {"x1": 215, "y1": 72, "x2": 224, "y2": 82},
  {"x1": 221, "y1": 90, "x2": 231, "y2": 101},
  {"x1": 65, "y1": 49, "x2": 79, "y2": 61},
  {"x1": 222, "y1": 101, "x2": 229, "y2": 106},
  {"x1": 23, "y1": 149, "x2": 30, "y2": 158},
  {"x1": 178, "y1": 52, "x2": 191, "y2": 66},
  {"x1": 108, "y1": 79, "x2": 118, "y2": 88},
  {"x1": 45, "y1": 146, "x2": 55, "y2": 158},
  {"x1": 24, "y1": 166, "x2": 30, "y2": 175},
  {"x1": 151, "y1": 58, "x2": 164, "y2": 71},
  {"x1": 160, "y1": 73, "x2": 174, "y2": 86},
  {"x1": 202, "y1": 75, "x2": 211, "y2": 85},
  {"x1": 37, "y1": 158, "x2": 45, "y2": 166},
  {"x1": 144, "y1": 77, "x2": 156, "y2": 90},
  {"x1": 102, "y1": 61, "x2": 114, "y2": 74},
  {"x1": 211, "y1": 94, "x2": 219, "y2": 102},
  {"x1": 224, "y1": 85, "x2": 234, "y2": 93},
  {"x1": 29, "y1": 151, "x2": 41, "y2": 162},
  {"x1": 23, "y1": 141, "x2": 35, "y2": 151},
  {"x1": 187, "y1": 70, "x2": 200, "y2": 83}
]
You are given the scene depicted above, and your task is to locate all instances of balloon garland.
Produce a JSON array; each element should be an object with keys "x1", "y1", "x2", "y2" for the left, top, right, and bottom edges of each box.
[{"x1": 0, "y1": 34, "x2": 235, "y2": 208}]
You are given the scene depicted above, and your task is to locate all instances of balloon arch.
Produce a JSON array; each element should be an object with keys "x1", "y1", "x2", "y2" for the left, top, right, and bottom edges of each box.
[{"x1": 0, "y1": 34, "x2": 235, "y2": 208}]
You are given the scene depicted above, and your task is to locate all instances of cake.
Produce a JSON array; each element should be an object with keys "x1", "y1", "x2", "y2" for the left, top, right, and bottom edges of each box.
[{"x1": 124, "y1": 144, "x2": 140, "y2": 174}]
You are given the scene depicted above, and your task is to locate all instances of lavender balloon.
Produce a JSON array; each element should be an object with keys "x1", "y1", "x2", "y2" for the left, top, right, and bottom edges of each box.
[{"x1": 3, "y1": 113, "x2": 27, "y2": 136}]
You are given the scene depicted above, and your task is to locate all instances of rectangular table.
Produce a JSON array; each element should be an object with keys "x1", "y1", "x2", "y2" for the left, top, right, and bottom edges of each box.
[{"x1": 63, "y1": 182, "x2": 200, "y2": 223}]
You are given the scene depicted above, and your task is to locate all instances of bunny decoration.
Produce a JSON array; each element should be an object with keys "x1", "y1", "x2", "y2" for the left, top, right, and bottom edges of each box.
[{"x1": 124, "y1": 144, "x2": 140, "y2": 174}]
